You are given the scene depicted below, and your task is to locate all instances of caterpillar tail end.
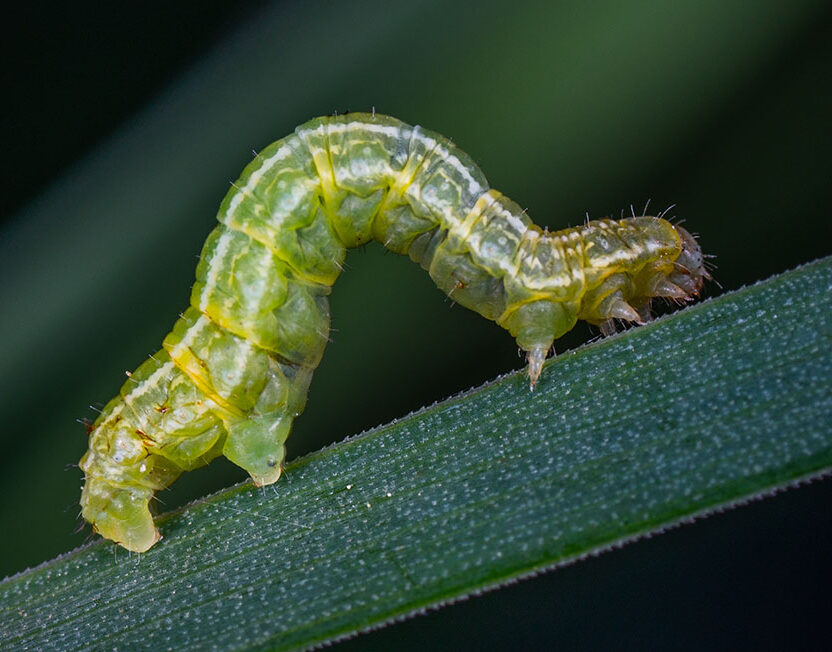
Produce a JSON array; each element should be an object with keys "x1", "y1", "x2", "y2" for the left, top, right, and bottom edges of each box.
[{"x1": 81, "y1": 477, "x2": 159, "y2": 553}]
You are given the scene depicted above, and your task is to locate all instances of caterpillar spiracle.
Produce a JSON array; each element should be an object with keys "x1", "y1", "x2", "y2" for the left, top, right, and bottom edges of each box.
[{"x1": 80, "y1": 113, "x2": 708, "y2": 551}]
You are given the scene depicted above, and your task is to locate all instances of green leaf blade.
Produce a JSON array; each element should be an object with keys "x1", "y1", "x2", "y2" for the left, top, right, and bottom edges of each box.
[{"x1": 3, "y1": 257, "x2": 831, "y2": 651}]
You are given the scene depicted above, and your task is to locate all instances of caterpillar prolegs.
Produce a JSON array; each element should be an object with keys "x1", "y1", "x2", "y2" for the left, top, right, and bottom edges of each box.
[{"x1": 79, "y1": 113, "x2": 708, "y2": 551}]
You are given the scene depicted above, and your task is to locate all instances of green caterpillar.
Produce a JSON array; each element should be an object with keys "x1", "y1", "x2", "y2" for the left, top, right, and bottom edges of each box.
[{"x1": 80, "y1": 113, "x2": 708, "y2": 551}]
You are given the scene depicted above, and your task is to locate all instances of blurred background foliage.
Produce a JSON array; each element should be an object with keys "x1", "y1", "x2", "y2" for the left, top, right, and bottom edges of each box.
[{"x1": 1, "y1": 0, "x2": 831, "y2": 648}]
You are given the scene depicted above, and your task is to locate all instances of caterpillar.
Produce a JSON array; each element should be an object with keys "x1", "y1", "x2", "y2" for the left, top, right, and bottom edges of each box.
[{"x1": 79, "y1": 113, "x2": 708, "y2": 552}]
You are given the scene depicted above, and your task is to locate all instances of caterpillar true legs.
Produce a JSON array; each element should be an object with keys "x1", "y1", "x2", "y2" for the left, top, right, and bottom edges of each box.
[{"x1": 79, "y1": 114, "x2": 707, "y2": 551}]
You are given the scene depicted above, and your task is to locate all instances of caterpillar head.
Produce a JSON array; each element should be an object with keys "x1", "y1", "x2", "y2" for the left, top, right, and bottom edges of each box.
[
  {"x1": 580, "y1": 220, "x2": 711, "y2": 350},
  {"x1": 668, "y1": 224, "x2": 708, "y2": 298}
]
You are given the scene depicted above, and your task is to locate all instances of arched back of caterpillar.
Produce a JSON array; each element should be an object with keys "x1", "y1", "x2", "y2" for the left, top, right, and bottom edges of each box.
[{"x1": 80, "y1": 114, "x2": 708, "y2": 551}]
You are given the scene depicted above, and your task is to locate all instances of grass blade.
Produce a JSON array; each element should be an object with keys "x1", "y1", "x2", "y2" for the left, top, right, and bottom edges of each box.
[{"x1": 2, "y1": 257, "x2": 831, "y2": 651}]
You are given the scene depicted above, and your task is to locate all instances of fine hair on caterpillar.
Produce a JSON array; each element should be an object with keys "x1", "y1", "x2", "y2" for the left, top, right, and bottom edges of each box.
[{"x1": 79, "y1": 113, "x2": 709, "y2": 551}]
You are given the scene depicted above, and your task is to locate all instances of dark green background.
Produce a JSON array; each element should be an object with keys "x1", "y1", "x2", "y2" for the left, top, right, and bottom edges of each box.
[{"x1": 2, "y1": 1, "x2": 831, "y2": 648}]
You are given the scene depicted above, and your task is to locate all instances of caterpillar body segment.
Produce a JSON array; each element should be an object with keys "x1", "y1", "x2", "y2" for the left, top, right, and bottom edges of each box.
[{"x1": 79, "y1": 114, "x2": 707, "y2": 551}]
